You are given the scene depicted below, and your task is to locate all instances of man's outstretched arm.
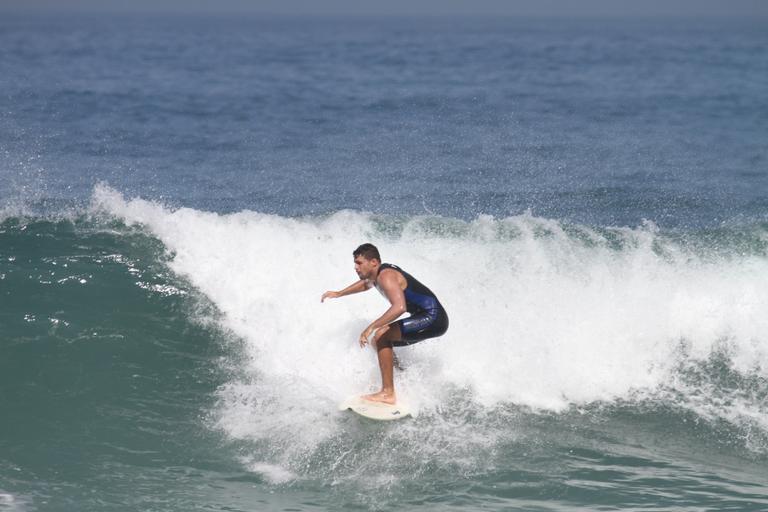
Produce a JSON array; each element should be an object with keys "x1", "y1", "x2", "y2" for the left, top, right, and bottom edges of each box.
[{"x1": 321, "y1": 279, "x2": 370, "y2": 302}]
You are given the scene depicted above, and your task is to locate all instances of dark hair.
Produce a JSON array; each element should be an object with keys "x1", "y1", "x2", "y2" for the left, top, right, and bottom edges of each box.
[{"x1": 353, "y1": 243, "x2": 381, "y2": 262}]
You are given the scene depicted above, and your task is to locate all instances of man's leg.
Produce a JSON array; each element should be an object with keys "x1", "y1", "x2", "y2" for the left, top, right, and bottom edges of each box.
[{"x1": 363, "y1": 323, "x2": 402, "y2": 404}]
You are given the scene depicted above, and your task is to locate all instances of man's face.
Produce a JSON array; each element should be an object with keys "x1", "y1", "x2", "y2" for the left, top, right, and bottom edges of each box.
[{"x1": 354, "y1": 256, "x2": 378, "y2": 280}]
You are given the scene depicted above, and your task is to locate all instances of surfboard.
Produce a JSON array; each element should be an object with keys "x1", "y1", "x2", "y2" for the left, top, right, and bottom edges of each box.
[{"x1": 338, "y1": 395, "x2": 412, "y2": 421}]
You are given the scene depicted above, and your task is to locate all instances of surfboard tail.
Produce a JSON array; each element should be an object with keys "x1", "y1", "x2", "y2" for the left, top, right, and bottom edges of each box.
[{"x1": 339, "y1": 395, "x2": 413, "y2": 421}]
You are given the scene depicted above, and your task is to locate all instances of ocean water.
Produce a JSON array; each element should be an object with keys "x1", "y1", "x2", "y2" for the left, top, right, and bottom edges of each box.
[{"x1": 1, "y1": 13, "x2": 768, "y2": 511}]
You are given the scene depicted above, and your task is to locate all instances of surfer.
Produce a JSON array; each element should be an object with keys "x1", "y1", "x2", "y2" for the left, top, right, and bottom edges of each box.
[{"x1": 321, "y1": 243, "x2": 449, "y2": 404}]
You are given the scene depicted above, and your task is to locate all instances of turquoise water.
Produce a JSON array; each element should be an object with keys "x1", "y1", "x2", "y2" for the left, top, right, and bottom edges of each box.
[
  {"x1": 2, "y1": 209, "x2": 767, "y2": 510},
  {"x1": 1, "y1": 13, "x2": 768, "y2": 511}
]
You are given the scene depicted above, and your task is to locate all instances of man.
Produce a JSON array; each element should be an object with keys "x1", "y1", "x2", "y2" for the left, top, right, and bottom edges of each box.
[{"x1": 321, "y1": 243, "x2": 449, "y2": 404}]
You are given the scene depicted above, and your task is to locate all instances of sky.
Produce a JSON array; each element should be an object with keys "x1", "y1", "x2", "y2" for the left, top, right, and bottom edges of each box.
[{"x1": 1, "y1": 0, "x2": 767, "y2": 18}]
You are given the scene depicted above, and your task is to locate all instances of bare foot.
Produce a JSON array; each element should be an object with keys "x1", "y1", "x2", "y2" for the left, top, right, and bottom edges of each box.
[{"x1": 362, "y1": 391, "x2": 397, "y2": 405}]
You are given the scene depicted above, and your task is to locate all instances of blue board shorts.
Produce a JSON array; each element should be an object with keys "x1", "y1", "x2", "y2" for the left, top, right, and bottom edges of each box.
[{"x1": 391, "y1": 310, "x2": 449, "y2": 347}]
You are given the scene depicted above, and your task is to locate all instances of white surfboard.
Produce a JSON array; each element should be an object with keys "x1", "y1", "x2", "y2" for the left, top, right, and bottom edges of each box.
[{"x1": 338, "y1": 395, "x2": 412, "y2": 421}]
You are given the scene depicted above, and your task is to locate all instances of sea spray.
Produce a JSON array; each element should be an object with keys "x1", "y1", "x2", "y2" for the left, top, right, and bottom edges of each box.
[{"x1": 91, "y1": 185, "x2": 768, "y2": 456}]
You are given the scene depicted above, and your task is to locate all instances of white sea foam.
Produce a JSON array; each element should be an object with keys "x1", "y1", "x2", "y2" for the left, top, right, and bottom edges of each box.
[
  {"x1": 241, "y1": 459, "x2": 297, "y2": 484},
  {"x1": 0, "y1": 491, "x2": 29, "y2": 512},
  {"x1": 92, "y1": 185, "x2": 768, "y2": 453}
]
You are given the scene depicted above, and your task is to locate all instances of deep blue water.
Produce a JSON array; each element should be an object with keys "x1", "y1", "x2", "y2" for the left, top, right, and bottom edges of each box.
[
  {"x1": 1, "y1": 13, "x2": 767, "y2": 512},
  {"x1": 2, "y1": 15, "x2": 767, "y2": 225}
]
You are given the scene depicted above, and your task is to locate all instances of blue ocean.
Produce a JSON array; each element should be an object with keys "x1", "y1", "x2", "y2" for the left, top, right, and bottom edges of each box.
[{"x1": 1, "y1": 13, "x2": 767, "y2": 511}]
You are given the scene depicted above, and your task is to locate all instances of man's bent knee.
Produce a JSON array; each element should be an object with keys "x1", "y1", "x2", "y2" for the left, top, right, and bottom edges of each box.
[{"x1": 375, "y1": 323, "x2": 402, "y2": 348}]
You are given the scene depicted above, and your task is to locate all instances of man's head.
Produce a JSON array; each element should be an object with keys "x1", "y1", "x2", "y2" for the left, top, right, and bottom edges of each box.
[{"x1": 353, "y1": 243, "x2": 381, "y2": 280}]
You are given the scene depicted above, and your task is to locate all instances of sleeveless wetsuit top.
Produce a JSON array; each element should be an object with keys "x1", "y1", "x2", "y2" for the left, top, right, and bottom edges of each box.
[
  {"x1": 377, "y1": 263, "x2": 443, "y2": 314},
  {"x1": 374, "y1": 263, "x2": 448, "y2": 345}
]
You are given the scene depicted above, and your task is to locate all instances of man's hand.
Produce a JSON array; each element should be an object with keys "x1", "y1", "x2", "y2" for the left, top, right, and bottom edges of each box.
[
  {"x1": 321, "y1": 291, "x2": 341, "y2": 302},
  {"x1": 359, "y1": 326, "x2": 375, "y2": 348}
]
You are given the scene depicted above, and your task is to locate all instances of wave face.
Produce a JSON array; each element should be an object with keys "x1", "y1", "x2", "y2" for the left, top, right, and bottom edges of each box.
[
  {"x1": 2, "y1": 186, "x2": 768, "y2": 509},
  {"x1": 84, "y1": 186, "x2": 768, "y2": 509},
  {"x1": 90, "y1": 184, "x2": 768, "y2": 418}
]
